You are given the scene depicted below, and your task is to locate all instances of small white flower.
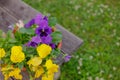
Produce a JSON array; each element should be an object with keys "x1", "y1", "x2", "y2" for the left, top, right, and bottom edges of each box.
[
  {"x1": 82, "y1": 30, "x2": 86, "y2": 33},
  {"x1": 75, "y1": 55, "x2": 79, "y2": 59},
  {"x1": 89, "y1": 56, "x2": 93, "y2": 60},
  {"x1": 97, "y1": 53, "x2": 100, "y2": 56},
  {"x1": 116, "y1": 42, "x2": 120, "y2": 46},
  {"x1": 78, "y1": 60, "x2": 83, "y2": 66},
  {"x1": 112, "y1": 16, "x2": 116, "y2": 20},
  {"x1": 74, "y1": 5, "x2": 80, "y2": 11},
  {"x1": 100, "y1": 8, "x2": 104, "y2": 13},
  {"x1": 87, "y1": 76, "x2": 93, "y2": 80},
  {"x1": 100, "y1": 70, "x2": 104, "y2": 74},
  {"x1": 16, "y1": 20, "x2": 24, "y2": 28},
  {"x1": 109, "y1": 22, "x2": 113, "y2": 26},
  {"x1": 100, "y1": 78, "x2": 104, "y2": 80},
  {"x1": 108, "y1": 74, "x2": 113, "y2": 78},
  {"x1": 80, "y1": 23, "x2": 84, "y2": 26},
  {"x1": 91, "y1": 39, "x2": 95, "y2": 43},
  {"x1": 95, "y1": 76, "x2": 99, "y2": 80},
  {"x1": 78, "y1": 71, "x2": 81, "y2": 74},
  {"x1": 77, "y1": 66, "x2": 80, "y2": 70},
  {"x1": 75, "y1": 16, "x2": 79, "y2": 20},
  {"x1": 79, "y1": 58, "x2": 83, "y2": 61},
  {"x1": 113, "y1": 66, "x2": 117, "y2": 71}
]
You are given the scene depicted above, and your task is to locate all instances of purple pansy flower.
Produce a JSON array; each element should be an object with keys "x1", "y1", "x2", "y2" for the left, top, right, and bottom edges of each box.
[
  {"x1": 64, "y1": 55, "x2": 71, "y2": 62},
  {"x1": 41, "y1": 35, "x2": 52, "y2": 44},
  {"x1": 35, "y1": 26, "x2": 52, "y2": 37},
  {"x1": 24, "y1": 19, "x2": 35, "y2": 28},
  {"x1": 26, "y1": 36, "x2": 41, "y2": 47}
]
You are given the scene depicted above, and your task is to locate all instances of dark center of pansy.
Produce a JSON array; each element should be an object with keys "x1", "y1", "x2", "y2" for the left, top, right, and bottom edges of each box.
[
  {"x1": 40, "y1": 32, "x2": 48, "y2": 37},
  {"x1": 30, "y1": 42, "x2": 38, "y2": 47}
]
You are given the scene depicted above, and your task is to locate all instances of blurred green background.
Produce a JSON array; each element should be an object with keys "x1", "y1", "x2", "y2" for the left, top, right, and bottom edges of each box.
[{"x1": 23, "y1": 0, "x2": 120, "y2": 80}]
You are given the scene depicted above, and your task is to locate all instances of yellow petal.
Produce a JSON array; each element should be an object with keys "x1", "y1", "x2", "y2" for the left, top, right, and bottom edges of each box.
[
  {"x1": 45, "y1": 59, "x2": 53, "y2": 69},
  {"x1": 42, "y1": 73, "x2": 54, "y2": 80},
  {"x1": 35, "y1": 67, "x2": 44, "y2": 78},
  {"x1": 0, "y1": 48, "x2": 6, "y2": 59},
  {"x1": 27, "y1": 57, "x2": 42, "y2": 66},
  {"x1": 11, "y1": 46, "x2": 25, "y2": 63},
  {"x1": 45, "y1": 59, "x2": 59, "y2": 74},
  {"x1": 37, "y1": 44, "x2": 52, "y2": 58}
]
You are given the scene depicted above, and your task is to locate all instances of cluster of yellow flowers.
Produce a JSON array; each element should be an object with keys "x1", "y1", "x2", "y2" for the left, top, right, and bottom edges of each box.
[
  {"x1": 1, "y1": 67, "x2": 22, "y2": 80},
  {"x1": 0, "y1": 44, "x2": 59, "y2": 80}
]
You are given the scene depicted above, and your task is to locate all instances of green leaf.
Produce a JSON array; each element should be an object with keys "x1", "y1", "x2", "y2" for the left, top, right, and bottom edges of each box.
[
  {"x1": 0, "y1": 30, "x2": 3, "y2": 37},
  {"x1": 51, "y1": 49, "x2": 61, "y2": 57},
  {"x1": 17, "y1": 62, "x2": 24, "y2": 69},
  {"x1": 6, "y1": 30, "x2": 12, "y2": 38},
  {"x1": 51, "y1": 31, "x2": 62, "y2": 44},
  {"x1": 49, "y1": 17, "x2": 57, "y2": 26},
  {"x1": 19, "y1": 28, "x2": 34, "y2": 35}
]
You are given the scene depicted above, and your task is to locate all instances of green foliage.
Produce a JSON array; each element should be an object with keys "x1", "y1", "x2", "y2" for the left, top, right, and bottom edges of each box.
[
  {"x1": 51, "y1": 31, "x2": 62, "y2": 44},
  {"x1": 48, "y1": 17, "x2": 57, "y2": 26},
  {"x1": 19, "y1": 27, "x2": 34, "y2": 35}
]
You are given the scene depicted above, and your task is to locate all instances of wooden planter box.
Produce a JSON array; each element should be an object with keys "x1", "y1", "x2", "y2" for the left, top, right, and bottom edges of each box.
[{"x1": 0, "y1": 0, "x2": 83, "y2": 80}]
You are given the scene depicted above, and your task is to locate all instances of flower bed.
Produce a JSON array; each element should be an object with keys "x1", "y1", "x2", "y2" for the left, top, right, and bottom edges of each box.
[{"x1": 0, "y1": 14, "x2": 71, "y2": 80}]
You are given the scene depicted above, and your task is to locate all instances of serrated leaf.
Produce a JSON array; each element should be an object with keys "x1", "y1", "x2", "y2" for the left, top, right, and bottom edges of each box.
[
  {"x1": 51, "y1": 31, "x2": 62, "y2": 44},
  {"x1": 49, "y1": 17, "x2": 57, "y2": 26},
  {"x1": 19, "y1": 28, "x2": 34, "y2": 35}
]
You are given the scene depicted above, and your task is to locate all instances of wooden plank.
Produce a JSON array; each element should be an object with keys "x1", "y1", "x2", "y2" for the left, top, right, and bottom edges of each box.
[
  {"x1": 0, "y1": 7, "x2": 17, "y2": 31},
  {"x1": 0, "y1": 0, "x2": 83, "y2": 55}
]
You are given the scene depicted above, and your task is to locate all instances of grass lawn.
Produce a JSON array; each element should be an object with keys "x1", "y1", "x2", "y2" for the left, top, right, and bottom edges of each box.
[{"x1": 23, "y1": 0, "x2": 120, "y2": 80}]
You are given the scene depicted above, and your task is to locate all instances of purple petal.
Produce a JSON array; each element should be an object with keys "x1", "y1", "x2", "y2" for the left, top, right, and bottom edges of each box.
[
  {"x1": 24, "y1": 19, "x2": 35, "y2": 28},
  {"x1": 8, "y1": 25, "x2": 14, "y2": 30},
  {"x1": 41, "y1": 35, "x2": 52, "y2": 44},
  {"x1": 49, "y1": 43, "x2": 56, "y2": 49},
  {"x1": 64, "y1": 55, "x2": 71, "y2": 62},
  {"x1": 39, "y1": 19, "x2": 48, "y2": 27},
  {"x1": 25, "y1": 41, "x2": 38, "y2": 47},
  {"x1": 43, "y1": 16, "x2": 48, "y2": 21},
  {"x1": 35, "y1": 14, "x2": 43, "y2": 25},
  {"x1": 31, "y1": 36, "x2": 41, "y2": 44}
]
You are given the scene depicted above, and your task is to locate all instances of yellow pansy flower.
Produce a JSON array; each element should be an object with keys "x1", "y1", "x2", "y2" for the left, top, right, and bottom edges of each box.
[
  {"x1": 4, "y1": 74, "x2": 9, "y2": 80},
  {"x1": 1, "y1": 66, "x2": 22, "y2": 80},
  {"x1": 9, "y1": 68, "x2": 22, "y2": 80},
  {"x1": 10, "y1": 46, "x2": 25, "y2": 63},
  {"x1": 45, "y1": 59, "x2": 59, "y2": 74},
  {"x1": 11, "y1": 46, "x2": 22, "y2": 53},
  {"x1": 35, "y1": 66, "x2": 44, "y2": 78},
  {"x1": 0, "y1": 48, "x2": 6, "y2": 59},
  {"x1": 27, "y1": 57, "x2": 42, "y2": 66},
  {"x1": 37, "y1": 44, "x2": 52, "y2": 58},
  {"x1": 42, "y1": 73, "x2": 54, "y2": 80}
]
